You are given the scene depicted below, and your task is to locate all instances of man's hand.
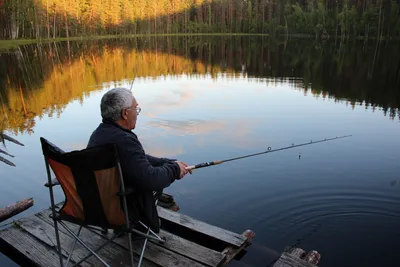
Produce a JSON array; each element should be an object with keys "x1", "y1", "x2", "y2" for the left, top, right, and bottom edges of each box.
[{"x1": 175, "y1": 161, "x2": 192, "y2": 179}]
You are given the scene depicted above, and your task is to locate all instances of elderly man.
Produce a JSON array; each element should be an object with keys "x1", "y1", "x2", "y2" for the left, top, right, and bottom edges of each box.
[{"x1": 87, "y1": 87, "x2": 190, "y2": 232}]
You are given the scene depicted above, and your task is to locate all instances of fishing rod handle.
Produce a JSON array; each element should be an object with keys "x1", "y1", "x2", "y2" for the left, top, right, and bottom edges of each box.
[{"x1": 185, "y1": 160, "x2": 223, "y2": 170}]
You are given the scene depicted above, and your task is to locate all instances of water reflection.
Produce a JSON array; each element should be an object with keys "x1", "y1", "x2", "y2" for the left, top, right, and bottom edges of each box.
[
  {"x1": 0, "y1": 36, "x2": 399, "y2": 136},
  {"x1": 0, "y1": 37, "x2": 400, "y2": 267}
]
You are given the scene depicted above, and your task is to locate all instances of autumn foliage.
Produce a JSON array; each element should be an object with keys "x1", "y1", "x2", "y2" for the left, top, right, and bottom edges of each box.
[{"x1": 0, "y1": 0, "x2": 399, "y2": 39}]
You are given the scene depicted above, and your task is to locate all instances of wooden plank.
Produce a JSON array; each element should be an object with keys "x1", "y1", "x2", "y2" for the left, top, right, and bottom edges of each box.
[
  {"x1": 155, "y1": 229, "x2": 226, "y2": 267},
  {"x1": 220, "y1": 230, "x2": 255, "y2": 266},
  {"x1": 17, "y1": 215, "x2": 96, "y2": 267},
  {"x1": 37, "y1": 209, "x2": 158, "y2": 267},
  {"x1": 157, "y1": 206, "x2": 246, "y2": 248},
  {"x1": 273, "y1": 252, "x2": 318, "y2": 267},
  {"x1": 39, "y1": 208, "x2": 209, "y2": 267},
  {"x1": 113, "y1": 233, "x2": 207, "y2": 267},
  {"x1": 272, "y1": 247, "x2": 320, "y2": 267},
  {"x1": 0, "y1": 226, "x2": 68, "y2": 267}
]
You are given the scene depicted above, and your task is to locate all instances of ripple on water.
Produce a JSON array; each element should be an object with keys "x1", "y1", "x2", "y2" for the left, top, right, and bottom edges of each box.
[{"x1": 249, "y1": 184, "x2": 400, "y2": 239}]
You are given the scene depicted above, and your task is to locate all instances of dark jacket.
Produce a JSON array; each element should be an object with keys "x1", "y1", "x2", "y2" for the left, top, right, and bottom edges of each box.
[{"x1": 87, "y1": 119, "x2": 180, "y2": 232}]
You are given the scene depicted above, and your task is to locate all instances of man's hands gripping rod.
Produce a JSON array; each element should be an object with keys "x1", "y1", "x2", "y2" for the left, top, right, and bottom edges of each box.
[{"x1": 175, "y1": 161, "x2": 193, "y2": 179}]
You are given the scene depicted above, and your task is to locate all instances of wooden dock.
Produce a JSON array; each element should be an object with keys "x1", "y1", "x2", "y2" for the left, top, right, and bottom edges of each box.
[
  {"x1": 0, "y1": 195, "x2": 254, "y2": 267},
  {"x1": 272, "y1": 247, "x2": 321, "y2": 267}
]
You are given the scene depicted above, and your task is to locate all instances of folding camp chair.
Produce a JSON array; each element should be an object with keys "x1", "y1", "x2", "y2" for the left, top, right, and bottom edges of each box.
[{"x1": 40, "y1": 137, "x2": 165, "y2": 267}]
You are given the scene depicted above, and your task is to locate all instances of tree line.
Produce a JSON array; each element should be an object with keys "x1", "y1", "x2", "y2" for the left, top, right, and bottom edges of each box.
[{"x1": 0, "y1": 0, "x2": 399, "y2": 40}]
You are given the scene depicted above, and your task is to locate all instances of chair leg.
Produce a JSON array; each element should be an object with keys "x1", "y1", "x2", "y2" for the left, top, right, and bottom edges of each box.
[
  {"x1": 45, "y1": 157, "x2": 64, "y2": 267},
  {"x1": 70, "y1": 230, "x2": 120, "y2": 267},
  {"x1": 65, "y1": 226, "x2": 82, "y2": 267},
  {"x1": 59, "y1": 222, "x2": 111, "y2": 267},
  {"x1": 53, "y1": 219, "x2": 65, "y2": 267},
  {"x1": 128, "y1": 232, "x2": 135, "y2": 267},
  {"x1": 139, "y1": 221, "x2": 164, "y2": 242},
  {"x1": 138, "y1": 227, "x2": 150, "y2": 267},
  {"x1": 129, "y1": 227, "x2": 165, "y2": 243}
]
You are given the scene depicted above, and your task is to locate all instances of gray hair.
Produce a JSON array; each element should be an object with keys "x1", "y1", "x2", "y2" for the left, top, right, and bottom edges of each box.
[{"x1": 100, "y1": 87, "x2": 134, "y2": 121}]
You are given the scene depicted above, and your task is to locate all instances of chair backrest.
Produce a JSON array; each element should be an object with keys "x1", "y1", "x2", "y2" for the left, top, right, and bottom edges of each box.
[{"x1": 40, "y1": 137, "x2": 126, "y2": 229}]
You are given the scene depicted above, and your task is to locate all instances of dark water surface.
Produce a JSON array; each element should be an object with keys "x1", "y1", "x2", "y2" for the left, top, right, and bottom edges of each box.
[{"x1": 1, "y1": 36, "x2": 400, "y2": 267}]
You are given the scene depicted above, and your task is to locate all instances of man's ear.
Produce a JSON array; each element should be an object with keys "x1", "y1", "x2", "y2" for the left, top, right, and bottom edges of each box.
[{"x1": 121, "y1": 109, "x2": 128, "y2": 120}]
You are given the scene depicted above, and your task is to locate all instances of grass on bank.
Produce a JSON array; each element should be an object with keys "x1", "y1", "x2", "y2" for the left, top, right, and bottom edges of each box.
[
  {"x1": 0, "y1": 33, "x2": 270, "y2": 51},
  {"x1": 1, "y1": 32, "x2": 398, "y2": 51}
]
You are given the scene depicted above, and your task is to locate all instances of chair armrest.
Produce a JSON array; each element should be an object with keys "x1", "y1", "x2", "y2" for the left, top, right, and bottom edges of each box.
[
  {"x1": 117, "y1": 187, "x2": 135, "y2": 196},
  {"x1": 44, "y1": 178, "x2": 60, "y2": 187}
]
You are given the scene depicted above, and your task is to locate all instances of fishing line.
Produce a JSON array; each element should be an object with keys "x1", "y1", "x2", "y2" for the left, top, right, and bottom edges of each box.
[
  {"x1": 265, "y1": 219, "x2": 326, "y2": 267},
  {"x1": 186, "y1": 135, "x2": 352, "y2": 171}
]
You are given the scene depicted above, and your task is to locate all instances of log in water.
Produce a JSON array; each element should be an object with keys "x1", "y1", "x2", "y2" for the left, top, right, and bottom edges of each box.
[{"x1": 0, "y1": 198, "x2": 34, "y2": 223}]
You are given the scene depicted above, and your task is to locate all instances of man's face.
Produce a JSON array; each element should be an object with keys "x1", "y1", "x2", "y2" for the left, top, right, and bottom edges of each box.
[{"x1": 122, "y1": 98, "x2": 139, "y2": 130}]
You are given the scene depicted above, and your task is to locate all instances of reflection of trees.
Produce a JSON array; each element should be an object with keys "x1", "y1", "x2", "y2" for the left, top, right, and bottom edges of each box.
[
  {"x1": 0, "y1": 38, "x2": 234, "y2": 135},
  {"x1": 286, "y1": 40, "x2": 400, "y2": 120},
  {"x1": 0, "y1": 36, "x2": 399, "y2": 135}
]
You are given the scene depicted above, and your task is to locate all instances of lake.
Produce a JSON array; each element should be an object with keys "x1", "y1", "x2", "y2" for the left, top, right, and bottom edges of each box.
[{"x1": 0, "y1": 36, "x2": 400, "y2": 267}]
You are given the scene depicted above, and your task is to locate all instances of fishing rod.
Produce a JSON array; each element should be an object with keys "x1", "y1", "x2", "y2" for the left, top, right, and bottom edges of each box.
[
  {"x1": 185, "y1": 135, "x2": 352, "y2": 171},
  {"x1": 129, "y1": 76, "x2": 135, "y2": 91},
  {"x1": 130, "y1": 60, "x2": 138, "y2": 91}
]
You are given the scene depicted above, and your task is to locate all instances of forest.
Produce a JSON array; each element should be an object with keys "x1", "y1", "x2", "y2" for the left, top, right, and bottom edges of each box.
[{"x1": 0, "y1": 0, "x2": 400, "y2": 40}]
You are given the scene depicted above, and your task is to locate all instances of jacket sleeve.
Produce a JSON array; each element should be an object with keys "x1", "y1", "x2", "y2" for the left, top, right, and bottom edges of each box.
[
  {"x1": 146, "y1": 154, "x2": 176, "y2": 167},
  {"x1": 119, "y1": 136, "x2": 180, "y2": 191}
]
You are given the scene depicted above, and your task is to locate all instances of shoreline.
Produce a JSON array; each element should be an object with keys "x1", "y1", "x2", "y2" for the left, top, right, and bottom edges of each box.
[
  {"x1": 2, "y1": 33, "x2": 399, "y2": 51},
  {"x1": 0, "y1": 33, "x2": 270, "y2": 51}
]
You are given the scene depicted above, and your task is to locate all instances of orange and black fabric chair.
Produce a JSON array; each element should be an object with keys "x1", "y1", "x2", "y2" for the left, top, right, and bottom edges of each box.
[{"x1": 40, "y1": 137, "x2": 164, "y2": 267}]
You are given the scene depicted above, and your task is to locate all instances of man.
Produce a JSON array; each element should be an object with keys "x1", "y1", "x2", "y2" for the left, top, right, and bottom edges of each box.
[{"x1": 87, "y1": 87, "x2": 190, "y2": 233}]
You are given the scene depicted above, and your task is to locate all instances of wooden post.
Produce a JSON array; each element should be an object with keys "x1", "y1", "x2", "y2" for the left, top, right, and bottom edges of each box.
[
  {"x1": 221, "y1": 229, "x2": 255, "y2": 266},
  {"x1": 273, "y1": 247, "x2": 321, "y2": 267},
  {"x1": 0, "y1": 198, "x2": 34, "y2": 223}
]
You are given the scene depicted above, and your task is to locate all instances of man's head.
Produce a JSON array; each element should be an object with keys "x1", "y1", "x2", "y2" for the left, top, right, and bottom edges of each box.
[{"x1": 100, "y1": 88, "x2": 140, "y2": 130}]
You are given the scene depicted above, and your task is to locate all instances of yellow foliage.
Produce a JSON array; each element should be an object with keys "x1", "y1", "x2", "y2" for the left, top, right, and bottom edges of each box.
[{"x1": 0, "y1": 44, "x2": 235, "y2": 135}]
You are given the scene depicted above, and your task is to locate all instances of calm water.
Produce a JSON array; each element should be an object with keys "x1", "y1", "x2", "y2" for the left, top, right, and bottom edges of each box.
[{"x1": 1, "y1": 36, "x2": 400, "y2": 267}]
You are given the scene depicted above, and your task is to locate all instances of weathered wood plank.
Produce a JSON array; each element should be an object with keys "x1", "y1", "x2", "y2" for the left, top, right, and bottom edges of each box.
[
  {"x1": 155, "y1": 229, "x2": 226, "y2": 267},
  {"x1": 273, "y1": 252, "x2": 318, "y2": 267},
  {"x1": 17, "y1": 215, "x2": 96, "y2": 267},
  {"x1": 0, "y1": 198, "x2": 34, "y2": 223},
  {"x1": 113, "y1": 233, "x2": 207, "y2": 267},
  {"x1": 220, "y1": 230, "x2": 255, "y2": 266},
  {"x1": 157, "y1": 206, "x2": 246, "y2": 248},
  {"x1": 1, "y1": 197, "x2": 255, "y2": 267},
  {"x1": 0, "y1": 226, "x2": 69, "y2": 267},
  {"x1": 37, "y1": 209, "x2": 158, "y2": 267},
  {"x1": 40, "y1": 207, "x2": 210, "y2": 267},
  {"x1": 302, "y1": 250, "x2": 320, "y2": 265}
]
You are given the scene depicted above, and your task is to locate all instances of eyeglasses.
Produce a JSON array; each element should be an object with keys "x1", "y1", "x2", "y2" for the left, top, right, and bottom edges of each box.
[{"x1": 126, "y1": 106, "x2": 141, "y2": 115}]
